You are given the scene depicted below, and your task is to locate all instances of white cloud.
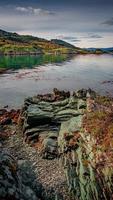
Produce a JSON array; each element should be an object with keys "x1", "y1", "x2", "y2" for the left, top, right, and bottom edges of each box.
[
  {"x1": 15, "y1": 6, "x2": 55, "y2": 16},
  {"x1": 16, "y1": 7, "x2": 28, "y2": 12}
]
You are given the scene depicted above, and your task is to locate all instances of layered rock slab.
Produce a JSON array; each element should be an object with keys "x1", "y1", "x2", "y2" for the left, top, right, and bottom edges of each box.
[
  {"x1": 20, "y1": 89, "x2": 87, "y2": 158},
  {"x1": 19, "y1": 88, "x2": 113, "y2": 199},
  {"x1": 58, "y1": 94, "x2": 113, "y2": 200}
]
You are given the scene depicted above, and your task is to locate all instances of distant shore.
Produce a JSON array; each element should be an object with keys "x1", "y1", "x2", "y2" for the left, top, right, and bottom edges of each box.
[{"x1": 0, "y1": 50, "x2": 112, "y2": 56}]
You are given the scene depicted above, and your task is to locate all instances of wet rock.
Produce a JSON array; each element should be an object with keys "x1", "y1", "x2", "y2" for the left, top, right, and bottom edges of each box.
[
  {"x1": 86, "y1": 88, "x2": 96, "y2": 98},
  {"x1": 75, "y1": 89, "x2": 87, "y2": 98},
  {"x1": 37, "y1": 93, "x2": 55, "y2": 102},
  {"x1": 74, "y1": 88, "x2": 96, "y2": 99},
  {"x1": 53, "y1": 88, "x2": 70, "y2": 101}
]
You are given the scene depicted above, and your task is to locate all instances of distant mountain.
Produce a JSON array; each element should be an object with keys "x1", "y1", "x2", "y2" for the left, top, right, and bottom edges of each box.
[
  {"x1": 0, "y1": 29, "x2": 112, "y2": 55},
  {"x1": 51, "y1": 39, "x2": 78, "y2": 49},
  {"x1": 0, "y1": 29, "x2": 47, "y2": 43},
  {"x1": 86, "y1": 47, "x2": 113, "y2": 54},
  {"x1": 0, "y1": 29, "x2": 81, "y2": 55}
]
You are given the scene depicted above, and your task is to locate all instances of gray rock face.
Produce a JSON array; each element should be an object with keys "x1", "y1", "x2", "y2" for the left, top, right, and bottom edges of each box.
[
  {"x1": 57, "y1": 94, "x2": 113, "y2": 200},
  {"x1": 75, "y1": 88, "x2": 96, "y2": 99},
  {"x1": 27, "y1": 105, "x2": 54, "y2": 126},
  {"x1": 21, "y1": 89, "x2": 86, "y2": 159},
  {"x1": 42, "y1": 137, "x2": 58, "y2": 159},
  {"x1": 3, "y1": 88, "x2": 112, "y2": 200},
  {"x1": 0, "y1": 152, "x2": 43, "y2": 200}
]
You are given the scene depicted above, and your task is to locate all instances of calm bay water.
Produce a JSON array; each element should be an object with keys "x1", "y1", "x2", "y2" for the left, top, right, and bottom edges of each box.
[{"x1": 0, "y1": 54, "x2": 113, "y2": 108}]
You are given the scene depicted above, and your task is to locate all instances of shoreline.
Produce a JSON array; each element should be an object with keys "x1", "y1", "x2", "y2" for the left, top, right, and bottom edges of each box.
[
  {"x1": 0, "y1": 87, "x2": 113, "y2": 110},
  {"x1": 0, "y1": 51, "x2": 113, "y2": 56}
]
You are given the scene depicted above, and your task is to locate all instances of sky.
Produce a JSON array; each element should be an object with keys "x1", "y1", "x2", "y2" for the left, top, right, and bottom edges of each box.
[{"x1": 0, "y1": 0, "x2": 113, "y2": 47}]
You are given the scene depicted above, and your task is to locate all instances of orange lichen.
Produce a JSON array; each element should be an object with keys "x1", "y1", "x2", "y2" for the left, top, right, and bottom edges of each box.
[
  {"x1": 33, "y1": 136, "x2": 44, "y2": 151},
  {"x1": 0, "y1": 109, "x2": 20, "y2": 125},
  {"x1": 83, "y1": 97, "x2": 113, "y2": 169}
]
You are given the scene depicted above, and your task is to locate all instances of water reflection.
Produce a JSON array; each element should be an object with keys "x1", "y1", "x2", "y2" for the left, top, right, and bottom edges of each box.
[
  {"x1": 0, "y1": 54, "x2": 113, "y2": 108},
  {"x1": 0, "y1": 54, "x2": 74, "y2": 70}
]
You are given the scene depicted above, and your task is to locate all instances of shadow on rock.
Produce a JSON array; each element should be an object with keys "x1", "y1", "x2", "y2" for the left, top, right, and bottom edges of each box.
[{"x1": 0, "y1": 151, "x2": 50, "y2": 200}]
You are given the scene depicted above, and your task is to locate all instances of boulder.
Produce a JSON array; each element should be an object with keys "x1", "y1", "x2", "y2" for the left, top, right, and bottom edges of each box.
[
  {"x1": 27, "y1": 105, "x2": 54, "y2": 126},
  {"x1": 0, "y1": 152, "x2": 43, "y2": 200},
  {"x1": 42, "y1": 136, "x2": 58, "y2": 159},
  {"x1": 74, "y1": 88, "x2": 96, "y2": 99}
]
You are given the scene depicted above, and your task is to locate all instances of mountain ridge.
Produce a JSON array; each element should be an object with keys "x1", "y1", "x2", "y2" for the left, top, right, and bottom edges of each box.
[
  {"x1": 0, "y1": 29, "x2": 113, "y2": 55},
  {"x1": 0, "y1": 29, "x2": 80, "y2": 55}
]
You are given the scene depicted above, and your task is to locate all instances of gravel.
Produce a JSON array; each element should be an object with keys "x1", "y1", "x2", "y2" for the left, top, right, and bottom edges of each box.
[{"x1": 2, "y1": 129, "x2": 71, "y2": 200}]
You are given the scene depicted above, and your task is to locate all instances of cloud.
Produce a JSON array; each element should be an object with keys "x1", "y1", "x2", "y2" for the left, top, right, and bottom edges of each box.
[
  {"x1": 16, "y1": 7, "x2": 28, "y2": 12},
  {"x1": 15, "y1": 6, "x2": 55, "y2": 16},
  {"x1": 57, "y1": 35, "x2": 81, "y2": 42},
  {"x1": 89, "y1": 34, "x2": 102, "y2": 38},
  {"x1": 80, "y1": 33, "x2": 103, "y2": 39},
  {"x1": 102, "y1": 17, "x2": 113, "y2": 26}
]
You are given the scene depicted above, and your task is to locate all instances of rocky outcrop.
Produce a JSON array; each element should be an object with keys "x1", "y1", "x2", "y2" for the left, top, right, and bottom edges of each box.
[
  {"x1": 58, "y1": 94, "x2": 113, "y2": 200},
  {"x1": 20, "y1": 89, "x2": 89, "y2": 159},
  {"x1": 58, "y1": 119, "x2": 113, "y2": 199},
  {"x1": 19, "y1": 89, "x2": 113, "y2": 199}
]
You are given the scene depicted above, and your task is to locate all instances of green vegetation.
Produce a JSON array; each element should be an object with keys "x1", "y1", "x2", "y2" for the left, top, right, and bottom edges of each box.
[
  {"x1": 0, "y1": 54, "x2": 71, "y2": 70},
  {"x1": 0, "y1": 29, "x2": 80, "y2": 55},
  {"x1": 0, "y1": 29, "x2": 113, "y2": 55}
]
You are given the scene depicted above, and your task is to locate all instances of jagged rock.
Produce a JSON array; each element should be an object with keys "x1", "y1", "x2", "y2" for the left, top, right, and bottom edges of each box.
[
  {"x1": 48, "y1": 131, "x2": 59, "y2": 139},
  {"x1": 77, "y1": 99, "x2": 86, "y2": 109},
  {"x1": 58, "y1": 116, "x2": 83, "y2": 153},
  {"x1": 20, "y1": 91, "x2": 83, "y2": 150},
  {"x1": 53, "y1": 88, "x2": 70, "y2": 100},
  {"x1": 40, "y1": 130, "x2": 59, "y2": 159},
  {"x1": 27, "y1": 105, "x2": 54, "y2": 126},
  {"x1": 74, "y1": 88, "x2": 96, "y2": 99},
  {"x1": 0, "y1": 109, "x2": 20, "y2": 125},
  {"x1": 42, "y1": 136, "x2": 58, "y2": 159},
  {"x1": 20, "y1": 89, "x2": 89, "y2": 160},
  {"x1": 2, "y1": 88, "x2": 113, "y2": 199},
  {"x1": 0, "y1": 152, "x2": 44, "y2": 200},
  {"x1": 56, "y1": 109, "x2": 82, "y2": 117},
  {"x1": 58, "y1": 101, "x2": 113, "y2": 200},
  {"x1": 52, "y1": 98, "x2": 69, "y2": 107},
  {"x1": 17, "y1": 160, "x2": 43, "y2": 199},
  {"x1": 76, "y1": 88, "x2": 88, "y2": 98}
]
